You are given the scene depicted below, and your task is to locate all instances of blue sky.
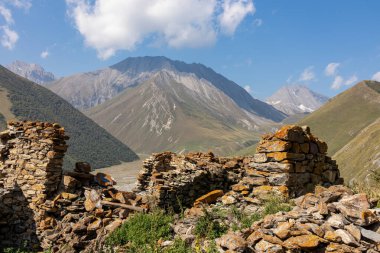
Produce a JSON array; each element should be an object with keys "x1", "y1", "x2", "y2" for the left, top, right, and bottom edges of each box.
[{"x1": 1, "y1": 0, "x2": 380, "y2": 99}]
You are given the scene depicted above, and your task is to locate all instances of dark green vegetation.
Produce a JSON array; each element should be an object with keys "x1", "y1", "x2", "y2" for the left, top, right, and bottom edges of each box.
[
  {"x1": 0, "y1": 113, "x2": 5, "y2": 130},
  {"x1": 106, "y1": 210, "x2": 191, "y2": 253},
  {"x1": 299, "y1": 81, "x2": 380, "y2": 182},
  {"x1": 106, "y1": 196, "x2": 292, "y2": 252},
  {"x1": 0, "y1": 66, "x2": 138, "y2": 169}
]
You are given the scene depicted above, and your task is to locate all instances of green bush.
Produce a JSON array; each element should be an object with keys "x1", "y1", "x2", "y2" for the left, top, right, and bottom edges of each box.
[{"x1": 106, "y1": 210, "x2": 191, "y2": 253}]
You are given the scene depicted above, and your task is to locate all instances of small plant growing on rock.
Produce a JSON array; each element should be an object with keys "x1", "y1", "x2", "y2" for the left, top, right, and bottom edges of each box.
[
  {"x1": 262, "y1": 195, "x2": 293, "y2": 216},
  {"x1": 194, "y1": 208, "x2": 227, "y2": 240}
]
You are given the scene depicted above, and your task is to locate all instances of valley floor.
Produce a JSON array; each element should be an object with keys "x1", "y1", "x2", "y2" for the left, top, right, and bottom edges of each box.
[{"x1": 94, "y1": 154, "x2": 149, "y2": 191}]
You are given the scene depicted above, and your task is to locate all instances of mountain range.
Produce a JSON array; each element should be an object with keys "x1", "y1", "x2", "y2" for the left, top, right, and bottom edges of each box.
[
  {"x1": 49, "y1": 56, "x2": 287, "y2": 154},
  {"x1": 267, "y1": 85, "x2": 329, "y2": 115},
  {"x1": 0, "y1": 65, "x2": 138, "y2": 169},
  {"x1": 3, "y1": 56, "x2": 379, "y2": 186},
  {"x1": 6, "y1": 61, "x2": 56, "y2": 84}
]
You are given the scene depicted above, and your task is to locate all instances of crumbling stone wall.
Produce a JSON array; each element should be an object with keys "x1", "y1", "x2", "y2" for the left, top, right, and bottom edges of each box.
[
  {"x1": 136, "y1": 125, "x2": 343, "y2": 210},
  {"x1": 135, "y1": 152, "x2": 244, "y2": 210},
  {"x1": 245, "y1": 125, "x2": 342, "y2": 198},
  {"x1": 0, "y1": 121, "x2": 68, "y2": 249}
]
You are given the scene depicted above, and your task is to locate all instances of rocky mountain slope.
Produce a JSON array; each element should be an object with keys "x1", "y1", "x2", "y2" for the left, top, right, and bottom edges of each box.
[
  {"x1": 49, "y1": 56, "x2": 286, "y2": 154},
  {"x1": 87, "y1": 70, "x2": 268, "y2": 154},
  {"x1": 6, "y1": 60, "x2": 56, "y2": 84},
  {"x1": 300, "y1": 80, "x2": 380, "y2": 181},
  {"x1": 50, "y1": 56, "x2": 285, "y2": 121},
  {"x1": 0, "y1": 65, "x2": 138, "y2": 169},
  {"x1": 267, "y1": 85, "x2": 329, "y2": 115}
]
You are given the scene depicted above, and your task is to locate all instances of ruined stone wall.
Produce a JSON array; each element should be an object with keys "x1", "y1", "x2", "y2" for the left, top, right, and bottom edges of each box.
[
  {"x1": 0, "y1": 121, "x2": 68, "y2": 249},
  {"x1": 243, "y1": 125, "x2": 342, "y2": 198},
  {"x1": 135, "y1": 152, "x2": 244, "y2": 210},
  {"x1": 136, "y1": 125, "x2": 343, "y2": 210}
]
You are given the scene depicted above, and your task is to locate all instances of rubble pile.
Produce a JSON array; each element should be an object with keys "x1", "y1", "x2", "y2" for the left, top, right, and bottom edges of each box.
[
  {"x1": 216, "y1": 185, "x2": 380, "y2": 253},
  {"x1": 37, "y1": 163, "x2": 149, "y2": 252}
]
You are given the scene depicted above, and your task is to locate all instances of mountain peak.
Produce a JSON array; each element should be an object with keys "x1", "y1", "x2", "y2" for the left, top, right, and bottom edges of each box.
[
  {"x1": 6, "y1": 61, "x2": 56, "y2": 84},
  {"x1": 267, "y1": 85, "x2": 329, "y2": 115},
  {"x1": 51, "y1": 56, "x2": 286, "y2": 122}
]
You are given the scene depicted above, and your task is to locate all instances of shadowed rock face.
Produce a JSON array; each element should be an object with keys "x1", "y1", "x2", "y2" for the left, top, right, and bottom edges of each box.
[
  {"x1": 0, "y1": 121, "x2": 67, "y2": 250},
  {"x1": 0, "y1": 184, "x2": 38, "y2": 250}
]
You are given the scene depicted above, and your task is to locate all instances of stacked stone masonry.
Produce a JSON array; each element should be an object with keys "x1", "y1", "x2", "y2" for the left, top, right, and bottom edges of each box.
[
  {"x1": 136, "y1": 125, "x2": 343, "y2": 210},
  {"x1": 0, "y1": 121, "x2": 68, "y2": 248},
  {"x1": 0, "y1": 121, "x2": 148, "y2": 252}
]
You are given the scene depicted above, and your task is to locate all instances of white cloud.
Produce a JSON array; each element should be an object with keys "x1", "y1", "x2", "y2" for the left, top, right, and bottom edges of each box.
[
  {"x1": 219, "y1": 0, "x2": 255, "y2": 35},
  {"x1": 0, "y1": 5, "x2": 13, "y2": 24},
  {"x1": 325, "y1": 62, "x2": 340, "y2": 77},
  {"x1": 244, "y1": 85, "x2": 252, "y2": 93},
  {"x1": 331, "y1": 75, "x2": 344, "y2": 90},
  {"x1": 253, "y1": 18, "x2": 263, "y2": 27},
  {"x1": 1, "y1": 26, "x2": 18, "y2": 49},
  {"x1": 40, "y1": 50, "x2": 49, "y2": 59},
  {"x1": 299, "y1": 66, "x2": 315, "y2": 82},
  {"x1": 0, "y1": 0, "x2": 31, "y2": 50},
  {"x1": 345, "y1": 75, "x2": 358, "y2": 86},
  {"x1": 66, "y1": 0, "x2": 255, "y2": 59},
  {"x1": 6, "y1": 0, "x2": 32, "y2": 10},
  {"x1": 372, "y1": 72, "x2": 380, "y2": 82}
]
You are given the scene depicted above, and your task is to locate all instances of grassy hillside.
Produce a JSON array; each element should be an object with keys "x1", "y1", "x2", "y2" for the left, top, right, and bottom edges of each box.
[
  {"x1": 334, "y1": 118, "x2": 380, "y2": 182},
  {"x1": 299, "y1": 81, "x2": 380, "y2": 155},
  {"x1": 0, "y1": 65, "x2": 138, "y2": 169}
]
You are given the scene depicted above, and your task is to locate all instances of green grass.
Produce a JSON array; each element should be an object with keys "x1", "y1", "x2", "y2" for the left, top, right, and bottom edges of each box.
[
  {"x1": 194, "y1": 196, "x2": 293, "y2": 240},
  {"x1": 106, "y1": 210, "x2": 191, "y2": 253},
  {"x1": 228, "y1": 196, "x2": 293, "y2": 231},
  {"x1": 334, "y1": 117, "x2": 380, "y2": 182},
  {"x1": 0, "y1": 66, "x2": 138, "y2": 169},
  {"x1": 232, "y1": 142, "x2": 258, "y2": 156},
  {"x1": 194, "y1": 209, "x2": 227, "y2": 240},
  {"x1": 299, "y1": 81, "x2": 380, "y2": 155}
]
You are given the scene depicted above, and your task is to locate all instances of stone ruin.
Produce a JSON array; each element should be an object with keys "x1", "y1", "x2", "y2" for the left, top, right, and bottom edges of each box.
[
  {"x1": 0, "y1": 121, "x2": 68, "y2": 248},
  {"x1": 0, "y1": 121, "x2": 149, "y2": 252},
  {"x1": 136, "y1": 125, "x2": 342, "y2": 210},
  {"x1": 0, "y1": 121, "x2": 357, "y2": 252}
]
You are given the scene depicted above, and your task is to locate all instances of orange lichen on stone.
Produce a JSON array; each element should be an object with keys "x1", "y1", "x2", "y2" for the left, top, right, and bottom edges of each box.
[{"x1": 194, "y1": 190, "x2": 224, "y2": 206}]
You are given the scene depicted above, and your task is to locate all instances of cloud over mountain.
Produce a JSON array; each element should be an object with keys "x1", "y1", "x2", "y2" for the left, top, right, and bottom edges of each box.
[{"x1": 66, "y1": 0, "x2": 255, "y2": 59}]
